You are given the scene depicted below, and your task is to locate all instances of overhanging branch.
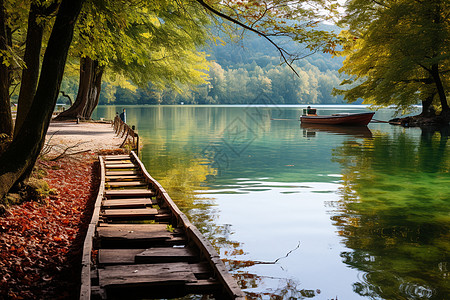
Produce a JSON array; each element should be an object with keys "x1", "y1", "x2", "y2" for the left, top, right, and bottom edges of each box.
[{"x1": 195, "y1": 0, "x2": 300, "y2": 76}]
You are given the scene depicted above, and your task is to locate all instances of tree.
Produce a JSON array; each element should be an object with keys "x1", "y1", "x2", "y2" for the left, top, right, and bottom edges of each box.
[
  {"x1": 0, "y1": 0, "x2": 85, "y2": 199},
  {"x1": 14, "y1": 1, "x2": 59, "y2": 136},
  {"x1": 56, "y1": 0, "x2": 210, "y2": 120},
  {"x1": 334, "y1": 0, "x2": 450, "y2": 123},
  {"x1": 0, "y1": 0, "x2": 12, "y2": 137}
]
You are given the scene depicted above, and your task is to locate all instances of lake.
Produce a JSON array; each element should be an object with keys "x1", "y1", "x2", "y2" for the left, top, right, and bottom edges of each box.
[{"x1": 93, "y1": 105, "x2": 449, "y2": 300}]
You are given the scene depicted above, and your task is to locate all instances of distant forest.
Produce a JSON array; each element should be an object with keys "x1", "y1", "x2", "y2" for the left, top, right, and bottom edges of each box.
[{"x1": 62, "y1": 28, "x2": 352, "y2": 105}]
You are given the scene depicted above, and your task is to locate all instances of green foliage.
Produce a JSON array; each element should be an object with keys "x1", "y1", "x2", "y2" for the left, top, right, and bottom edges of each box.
[
  {"x1": 334, "y1": 0, "x2": 450, "y2": 113},
  {"x1": 69, "y1": 0, "x2": 211, "y2": 96}
]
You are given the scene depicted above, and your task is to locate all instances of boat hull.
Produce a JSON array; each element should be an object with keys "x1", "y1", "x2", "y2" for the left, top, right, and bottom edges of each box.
[{"x1": 300, "y1": 112, "x2": 375, "y2": 126}]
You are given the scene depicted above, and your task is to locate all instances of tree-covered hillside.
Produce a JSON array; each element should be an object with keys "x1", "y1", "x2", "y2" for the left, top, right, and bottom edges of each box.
[{"x1": 97, "y1": 28, "x2": 348, "y2": 105}]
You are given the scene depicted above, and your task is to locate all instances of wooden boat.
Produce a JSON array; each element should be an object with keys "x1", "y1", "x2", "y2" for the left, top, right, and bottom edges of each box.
[
  {"x1": 80, "y1": 152, "x2": 245, "y2": 299},
  {"x1": 300, "y1": 112, "x2": 375, "y2": 126}
]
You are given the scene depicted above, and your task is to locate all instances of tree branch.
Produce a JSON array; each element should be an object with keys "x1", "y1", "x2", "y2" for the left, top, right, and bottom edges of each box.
[
  {"x1": 60, "y1": 91, "x2": 73, "y2": 106},
  {"x1": 194, "y1": 0, "x2": 300, "y2": 76}
]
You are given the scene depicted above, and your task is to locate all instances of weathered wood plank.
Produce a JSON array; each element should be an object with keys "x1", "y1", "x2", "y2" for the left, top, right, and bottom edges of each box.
[
  {"x1": 99, "y1": 249, "x2": 144, "y2": 264},
  {"x1": 106, "y1": 175, "x2": 142, "y2": 181},
  {"x1": 188, "y1": 262, "x2": 213, "y2": 278},
  {"x1": 98, "y1": 263, "x2": 197, "y2": 287},
  {"x1": 99, "y1": 248, "x2": 197, "y2": 264},
  {"x1": 105, "y1": 170, "x2": 139, "y2": 176},
  {"x1": 102, "y1": 198, "x2": 155, "y2": 208},
  {"x1": 106, "y1": 181, "x2": 147, "y2": 188},
  {"x1": 104, "y1": 163, "x2": 136, "y2": 169},
  {"x1": 185, "y1": 279, "x2": 221, "y2": 294},
  {"x1": 104, "y1": 189, "x2": 154, "y2": 198},
  {"x1": 135, "y1": 247, "x2": 197, "y2": 263},
  {"x1": 104, "y1": 160, "x2": 132, "y2": 166},
  {"x1": 97, "y1": 224, "x2": 169, "y2": 231},
  {"x1": 96, "y1": 224, "x2": 173, "y2": 241},
  {"x1": 104, "y1": 155, "x2": 131, "y2": 160},
  {"x1": 101, "y1": 208, "x2": 158, "y2": 218}
]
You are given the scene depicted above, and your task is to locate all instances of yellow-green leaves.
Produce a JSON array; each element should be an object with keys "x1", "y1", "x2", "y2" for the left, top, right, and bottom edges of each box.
[{"x1": 336, "y1": 0, "x2": 450, "y2": 111}]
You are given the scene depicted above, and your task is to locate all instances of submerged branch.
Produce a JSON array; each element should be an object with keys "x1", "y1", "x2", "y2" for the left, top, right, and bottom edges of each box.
[
  {"x1": 257, "y1": 241, "x2": 301, "y2": 264},
  {"x1": 224, "y1": 241, "x2": 301, "y2": 270}
]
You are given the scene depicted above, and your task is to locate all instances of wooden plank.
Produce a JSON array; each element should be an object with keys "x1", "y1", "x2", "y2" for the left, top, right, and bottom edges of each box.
[
  {"x1": 80, "y1": 157, "x2": 105, "y2": 300},
  {"x1": 106, "y1": 175, "x2": 142, "y2": 181},
  {"x1": 80, "y1": 225, "x2": 95, "y2": 300},
  {"x1": 98, "y1": 263, "x2": 197, "y2": 287},
  {"x1": 104, "y1": 160, "x2": 132, "y2": 165},
  {"x1": 101, "y1": 208, "x2": 158, "y2": 218},
  {"x1": 188, "y1": 263, "x2": 214, "y2": 280},
  {"x1": 105, "y1": 170, "x2": 139, "y2": 176},
  {"x1": 97, "y1": 223, "x2": 169, "y2": 231},
  {"x1": 97, "y1": 224, "x2": 173, "y2": 241},
  {"x1": 104, "y1": 163, "x2": 136, "y2": 169},
  {"x1": 188, "y1": 262, "x2": 212, "y2": 277},
  {"x1": 106, "y1": 181, "x2": 147, "y2": 188},
  {"x1": 98, "y1": 236, "x2": 187, "y2": 249},
  {"x1": 99, "y1": 248, "x2": 197, "y2": 264},
  {"x1": 104, "y1": 155, "x2": 131, "y2": 160},
  {"x1": 96, "y1": 227, "x2": 186, "y2": 248},
  {"x1": 99, "y1": 249, "x2": 144, "y2": 264},
  {"x1": 102, "y1": 198, "x2": 155, "y2": 208},
  {"x1": 104, "y1": 189, "x2": 154, "y2": 198},
  {"x1": 185, "y1": 279, "x2": 221, "y2": 294},
  {"x1": 135, "y1": 247, "x2": 197, "y2": 263}
]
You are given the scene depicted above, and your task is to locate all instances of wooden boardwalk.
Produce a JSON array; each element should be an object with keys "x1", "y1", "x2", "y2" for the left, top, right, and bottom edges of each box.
[{"x1": 80, "y1": 152, "x2": 245, "y2": 299}]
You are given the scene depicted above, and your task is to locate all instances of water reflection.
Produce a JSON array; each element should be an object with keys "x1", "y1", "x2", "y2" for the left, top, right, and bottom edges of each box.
[
  {"x1": 301, "y1": 123, "x2": 373, "y2": 139},
  {"x1": 331, "y1": 127, "x2": 450, "y2": 299},
  {"x1": 93, "y1": 106, "x2": 449, "y2": 299}
]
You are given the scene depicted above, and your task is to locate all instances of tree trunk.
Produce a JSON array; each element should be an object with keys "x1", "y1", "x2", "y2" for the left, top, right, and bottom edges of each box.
[
  {"x1": 55, "y1": 57, "x2": 104, "y2": 120},
  {"x1": 14, "y1": 3, "x2": 46, "y2": 137},
  {"x1": 430, "y1": 63, "x2": 449, "y2": 114},
  {"x1": 420, "y1": 92, "x2": 436, "y2": 118},
  {"x1": 0, "y1": 0, "x2": 85, "y2": 199},
  {"x1": 0, "y1": 0, "x2": 12, "y2": 137},
  {"x1": 83, "y1": 61, "x2": 104, "y2": 118}
]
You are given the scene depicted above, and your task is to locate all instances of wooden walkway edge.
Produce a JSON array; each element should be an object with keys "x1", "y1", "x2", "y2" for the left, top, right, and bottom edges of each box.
[{"x1": 80, "y1": 151, "x2": 245, "y2": 300}]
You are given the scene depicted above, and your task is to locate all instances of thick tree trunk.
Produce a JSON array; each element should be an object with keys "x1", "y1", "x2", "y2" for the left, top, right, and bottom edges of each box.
[
  {"x1": 0, "y1": 0, "x2": 85, "y2": 199},
  {"x1": 14, "y1": 3, "x2": 46, "y2": 137},
  {"x1": 430, "y1": 64, "x2": 449, "y2": 114},
  {"x1": 0, "y1": 0, "x2": 12, "y2": 137},
  {"x1": 420, "y1": 92, "x2": 436, "y2": 118},
  {"x1": 55, "y1": 57, "x2": 103, "y2": 120},
  {"x1": 83, "y1": 61, "x2": 104, "y2": 118}
]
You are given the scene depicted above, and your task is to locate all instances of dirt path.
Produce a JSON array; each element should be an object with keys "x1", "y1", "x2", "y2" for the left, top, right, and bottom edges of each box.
[{"x1": 46, "y1": 121, "x2": 123, "y2": 154}]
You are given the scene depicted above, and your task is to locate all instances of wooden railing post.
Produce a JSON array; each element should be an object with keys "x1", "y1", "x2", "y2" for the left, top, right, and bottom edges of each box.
[{"x1": 112, "y1": 115, "x2": 139, "y2": 153}]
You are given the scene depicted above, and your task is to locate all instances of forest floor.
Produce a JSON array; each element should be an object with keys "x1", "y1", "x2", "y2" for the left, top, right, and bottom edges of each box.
[{"x1": 0, "y1": 121, "x2": 126, "y2": 299}]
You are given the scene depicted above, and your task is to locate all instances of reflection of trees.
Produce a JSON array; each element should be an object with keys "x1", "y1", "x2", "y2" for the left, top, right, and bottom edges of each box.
[
  {"x1": 245, "y1": 278, "x2": 318, "y2": 300},
  {"x1": 331, "y1": 128, "x2": 450, "y2": 299},
  {"x1": 142, "y1": 152, "x2": 236, "y2": 248},
  {"x1": 142, "y1": 151, "x2": 320, "y2": 298}
]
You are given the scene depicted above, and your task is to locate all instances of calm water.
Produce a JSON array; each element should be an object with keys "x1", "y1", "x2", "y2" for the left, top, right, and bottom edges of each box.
[{"x1": 93, "y1": 105, "x2": 450, "y2": 300}]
